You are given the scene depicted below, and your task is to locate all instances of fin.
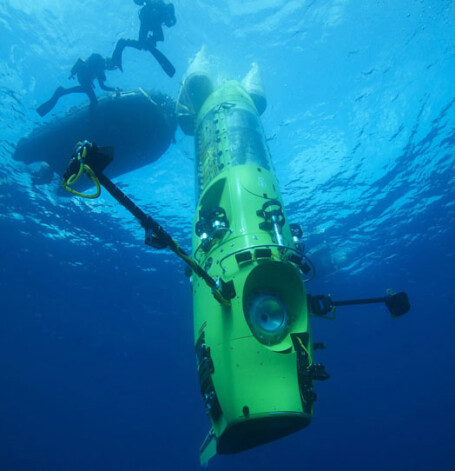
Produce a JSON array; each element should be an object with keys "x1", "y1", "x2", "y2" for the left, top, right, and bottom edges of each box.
[
  {"x1": 200, "y1": 428, "x2": 217, "y2": 467},
  {"x1": 37, "y1": 93, "x2": 58, "y2": 117},
  {"x1": 111, "y1": 40, "x2": 126, "y2": 72},
  {"x1": 36, "y1": 87, "x2": 65, "y2": 117},
  {"x1": 147, "y1": 45, "x2": 176, "y2": 78},
  {"x1": 36, "y1": 99, "x2": 55, "y2": 117}
]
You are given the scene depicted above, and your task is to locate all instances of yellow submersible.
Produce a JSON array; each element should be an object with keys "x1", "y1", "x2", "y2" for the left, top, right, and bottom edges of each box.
[{"x1": 177, "y1": 58, "x2": 326, "y2": 465}]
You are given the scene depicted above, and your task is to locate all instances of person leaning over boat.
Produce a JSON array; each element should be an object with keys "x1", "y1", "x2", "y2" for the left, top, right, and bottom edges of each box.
[
  {"x1": 110, "y1": 0, "x2": 176, "y2": 77},
  {"x1": 36, "y1": 53, "x2": 120, "y2": 117}
]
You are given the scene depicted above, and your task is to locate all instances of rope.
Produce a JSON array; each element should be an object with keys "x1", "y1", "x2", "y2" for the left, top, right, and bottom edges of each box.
[
  {"x1": 296, "y1": 336, "x2": 313, "y2": 367},
  {"x1": 61, "y1": 142, "x2": 101, "y2": 199}
]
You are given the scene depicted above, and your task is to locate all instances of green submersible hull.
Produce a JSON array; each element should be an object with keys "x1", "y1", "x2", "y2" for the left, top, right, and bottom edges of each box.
[
  {"x1": 50, "y1": 49, "x2": 409, "y2": 466},
  {"x1": 179, "y1": 75, "x2": 316, "y2": 464},
  {"x1": 49, "y1": 50, "x2": 409, "y2": 466}
]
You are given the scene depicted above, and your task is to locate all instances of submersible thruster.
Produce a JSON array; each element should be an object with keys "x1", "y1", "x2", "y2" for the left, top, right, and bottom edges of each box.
[{"x1": 177, "y1": 63, "x2": 323, "y2": 465}]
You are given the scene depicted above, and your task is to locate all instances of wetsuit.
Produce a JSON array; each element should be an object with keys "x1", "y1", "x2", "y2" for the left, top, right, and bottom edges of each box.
[
  {"x1": 111, "y1": 1, "x2": 176, "y2": 76},
  {"x1": 139, "y1": 0, "x2": 169, "y2": 44},
  {"x1": 37, "y1": 53, "x2": 117, "y2": 117}
]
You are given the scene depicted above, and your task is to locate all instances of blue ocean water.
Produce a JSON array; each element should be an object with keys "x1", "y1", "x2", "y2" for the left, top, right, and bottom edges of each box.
[{"x1": 1, "y1": 0, "x2": 454, "y2": 469}]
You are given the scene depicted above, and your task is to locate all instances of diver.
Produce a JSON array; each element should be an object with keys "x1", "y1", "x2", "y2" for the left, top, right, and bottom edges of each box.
[
  {"x1": 110, "y1": 0, "x2": 176, "y2": 77},
  {"x1": 36, "y1": 53, "x2": 120, "y2": 117}
]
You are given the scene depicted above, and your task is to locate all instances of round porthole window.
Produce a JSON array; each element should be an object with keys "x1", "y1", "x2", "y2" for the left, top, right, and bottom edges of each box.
[{"x1": 246, "y1": 294, "x2": 290, "y2": 346}]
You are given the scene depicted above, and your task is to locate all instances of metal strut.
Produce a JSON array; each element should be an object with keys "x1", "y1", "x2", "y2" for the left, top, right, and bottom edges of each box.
[
  {"x1": 97, "y1": 173, "x2": 231, "y2": 306},
  {"x1": 308, "y1": 290, "x2": 410, "y2": 318},
  {"x1": 62, "y1": 141, "x2": 232, "y2": 307}
]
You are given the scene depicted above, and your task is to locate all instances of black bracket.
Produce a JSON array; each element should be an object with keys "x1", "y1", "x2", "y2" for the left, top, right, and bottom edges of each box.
[
  {"x1": 256, "y1": 199, "x2": 285, "y2": 230},
  {"x1": 218, "y1": 279, "x2": 236, "y2": 300},
  {"x1": 308, "y1": 291, "x2": 411, "y2": 318},
  {"x1": 145, "y1": 228, "x2": 167, "y2": 250}
]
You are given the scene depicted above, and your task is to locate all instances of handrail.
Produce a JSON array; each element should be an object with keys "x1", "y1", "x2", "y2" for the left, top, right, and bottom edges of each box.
[{"x1": 218, "y1": 243, "x2": 315, "y2": 282}]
